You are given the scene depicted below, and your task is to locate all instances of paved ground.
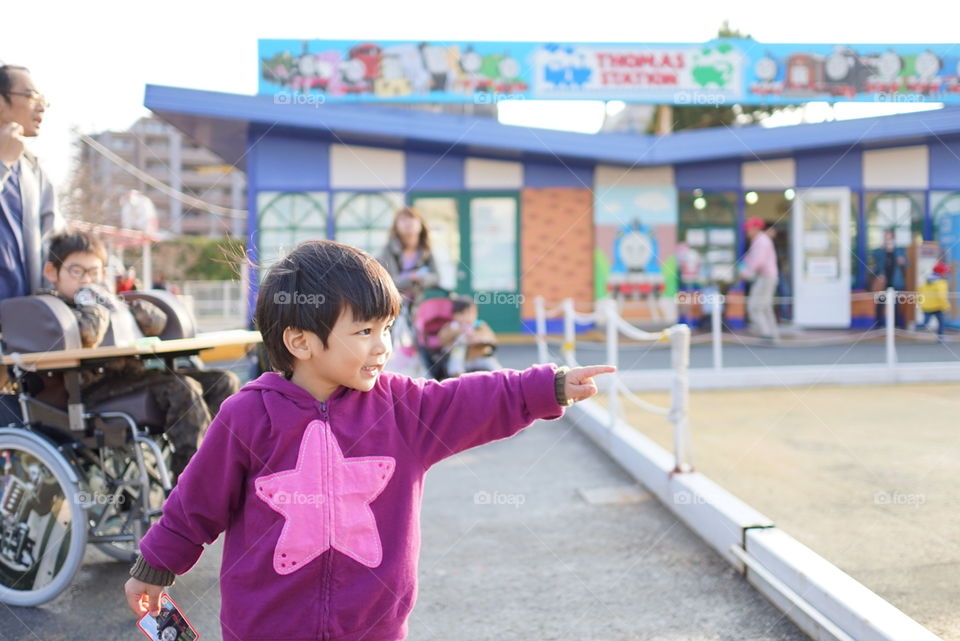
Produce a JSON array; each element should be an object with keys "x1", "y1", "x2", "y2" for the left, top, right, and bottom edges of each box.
[
  {"x1": 601, "y1": 384, "x2": 959, "y2": 641},
  {"x1": 9, "y1": 334, "x2": 951, "y2": 640},
  {"x1": 0, "y1": 414, "x2": 806, "y2": 640}
]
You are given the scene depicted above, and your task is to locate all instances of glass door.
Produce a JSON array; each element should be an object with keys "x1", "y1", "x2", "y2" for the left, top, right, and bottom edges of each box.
[
  {"x1": 791, "y1": 188, "x2": 851, "y2": 327},
  {"x1": 408, "y1": 192, "x2": 521, "y2": 332}
]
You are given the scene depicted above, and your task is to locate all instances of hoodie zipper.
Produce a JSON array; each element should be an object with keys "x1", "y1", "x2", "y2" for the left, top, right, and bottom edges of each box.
[{"x1": 319, "y1": 399, "x2": 333, "y2": 641}]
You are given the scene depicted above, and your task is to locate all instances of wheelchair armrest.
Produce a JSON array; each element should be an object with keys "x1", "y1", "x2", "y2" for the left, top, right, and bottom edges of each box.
[{"x1": 120, "y1": 290, "x2": 196, "y2": 340}]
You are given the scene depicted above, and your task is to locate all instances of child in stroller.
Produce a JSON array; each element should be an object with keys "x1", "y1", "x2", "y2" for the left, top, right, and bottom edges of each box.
[{"x1": 415, "y1": 295, "x2": 501, "y2": 379}]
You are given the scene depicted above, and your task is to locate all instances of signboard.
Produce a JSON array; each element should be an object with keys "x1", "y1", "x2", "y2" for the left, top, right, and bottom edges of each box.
[{"x1": 259, "y1": 39, "x2": 960, "y2": 104}]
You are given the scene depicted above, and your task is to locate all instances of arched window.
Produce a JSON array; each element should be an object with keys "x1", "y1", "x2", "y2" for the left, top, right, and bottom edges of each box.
[{"x1": 256, "y1": 192, "x2": 328, "y2": 271}]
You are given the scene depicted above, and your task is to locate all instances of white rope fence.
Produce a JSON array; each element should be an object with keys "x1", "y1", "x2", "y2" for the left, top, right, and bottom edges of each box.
[
  {"x1": 532, "y1": 285, "x2": 960, "y2": 472},
  {"x1": 535, "y1": 296, "x2": 694, "y2": 473}
]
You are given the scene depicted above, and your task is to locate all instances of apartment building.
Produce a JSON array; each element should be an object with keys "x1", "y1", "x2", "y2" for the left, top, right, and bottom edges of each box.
[{"x1": 80, "y1": 116, "x2": 246, "y2": 236}]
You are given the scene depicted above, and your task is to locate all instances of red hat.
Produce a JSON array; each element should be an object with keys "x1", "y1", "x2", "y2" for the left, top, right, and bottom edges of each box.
[
  {"x1": 744, "y1": 217, "x2": 766, "y2": 232},
  {"x1": 933, "y1": 261, "x2": 950, "y2": 275}
]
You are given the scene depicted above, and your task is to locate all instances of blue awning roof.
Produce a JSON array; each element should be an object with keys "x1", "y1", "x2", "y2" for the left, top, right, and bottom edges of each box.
[{"x1": 145, "y1": 84, "x2": 960, "y2": 171}]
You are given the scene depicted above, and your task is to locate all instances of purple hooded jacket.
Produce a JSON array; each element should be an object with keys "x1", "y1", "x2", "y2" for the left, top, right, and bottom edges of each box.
[{"x1": 138, "y1": 364, "x2": 564, "y2": 641}]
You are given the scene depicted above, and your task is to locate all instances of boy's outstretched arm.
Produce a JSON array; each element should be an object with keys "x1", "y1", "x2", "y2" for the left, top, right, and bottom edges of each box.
[
  {"x1": 560, "y1": 365, "x2": 617, "y2": 404},
  {"x1": 392, "y1": 363, "x2": 616, "y2": 469}
]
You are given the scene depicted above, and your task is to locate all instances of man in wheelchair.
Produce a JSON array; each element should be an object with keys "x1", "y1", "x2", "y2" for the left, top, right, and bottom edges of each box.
[
  {"x1": 22, "y1": 230, "x2": 239, "y2": 481},
  {"x1": 0, "y1": 230, "x2": 242, "y2": 605}
]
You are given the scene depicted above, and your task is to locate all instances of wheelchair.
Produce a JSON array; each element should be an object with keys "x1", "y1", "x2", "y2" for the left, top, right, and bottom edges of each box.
[{"x1": 0, "y1": 289, "x2": 198, "y2": 606}]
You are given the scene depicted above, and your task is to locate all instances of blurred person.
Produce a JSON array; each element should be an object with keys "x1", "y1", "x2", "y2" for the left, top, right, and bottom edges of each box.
[
  {"x1": 0, "y1": 64, "x2": 64, "y2": 424},
  {"x1": 377, "y1": 207, "x2": 441, "y2": 375},
  {"x1": 116, "y1": 265, "x2": 140, "y2": 292},
  {"x1": 917, "y1": 261, "x2": 951, "y2": 339},
  {"x1": 739, "y1": 217, "x2": 779, "y2": 340},
  {"x1": 437, "y1": 295, "x2": 501, "y2": 376},
  {"x1": 38, "y1": 231, "x2": 240, "y2": 480},
  {"x1": 377, "y1": 207, "x2": 440, "y2": 309},
  {"x1": 869, "y1": 228, "x2": 907, "y2": 328}
]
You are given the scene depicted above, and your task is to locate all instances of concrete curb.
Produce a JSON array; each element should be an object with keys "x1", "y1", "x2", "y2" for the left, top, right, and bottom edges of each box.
[{"x1": 566, "y1": 399, "x2": 944, "y2": 641}]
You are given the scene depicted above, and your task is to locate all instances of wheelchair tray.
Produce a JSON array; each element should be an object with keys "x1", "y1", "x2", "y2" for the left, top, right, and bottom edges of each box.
[{"x1": 2, "y1": 330, "x2": 261, "y2": 370}]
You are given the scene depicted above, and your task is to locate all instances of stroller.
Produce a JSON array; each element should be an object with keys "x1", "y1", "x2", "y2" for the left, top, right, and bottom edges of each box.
[
  {"x1": 413, "y1": 297, "x2": 455, "y2": 380},
  {"x1": 413, "y1": 296, "x2": 500, "y2": 380}
]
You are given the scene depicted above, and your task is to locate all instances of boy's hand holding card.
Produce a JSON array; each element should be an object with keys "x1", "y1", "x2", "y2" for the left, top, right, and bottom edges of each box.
[{"x1": 135, "y1": 592, "x2": 199, "y2": 641}]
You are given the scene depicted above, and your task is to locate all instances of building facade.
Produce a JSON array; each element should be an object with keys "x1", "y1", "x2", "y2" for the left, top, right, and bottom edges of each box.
[{"x1": 144, "y1": 85, "x2": 960, "y2": 332}]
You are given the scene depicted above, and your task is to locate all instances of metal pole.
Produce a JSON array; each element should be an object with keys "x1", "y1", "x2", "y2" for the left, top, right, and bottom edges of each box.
[
  {"x1": 562, "y1": 298, "x2": 576, "y2": 365},
  {"x1": 885, "y1": 287, "x2": 897, "y2": 368},
  {"x1": 711, "y1": 293, "x2": 723, "y2": 370},
  {"x1": 534, "y1": 296, "x2": 549, "y2": 363},
  {"x1": 606, "y1": 298, "x2": 620, "y2": 431},
  {"x1": 670, "y1": 324, "x2": 693, "y2": 473},
  {"x1": 142, "y1": 242, "x2": 152, "y2": 292}
]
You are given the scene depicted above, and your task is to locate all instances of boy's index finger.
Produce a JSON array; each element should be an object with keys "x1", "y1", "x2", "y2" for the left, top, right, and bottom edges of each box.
[{"x1": 570, "y1": 365, "x2": 617, "y2": 380}]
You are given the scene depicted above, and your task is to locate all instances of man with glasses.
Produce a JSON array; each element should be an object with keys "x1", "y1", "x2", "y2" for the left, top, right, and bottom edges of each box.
[
  {"x1": 0, "y1": 64, "x2": 63, "y2": 304},
  {"x1": 0, "y1": 64, "x2": 64, "y2": 424}
]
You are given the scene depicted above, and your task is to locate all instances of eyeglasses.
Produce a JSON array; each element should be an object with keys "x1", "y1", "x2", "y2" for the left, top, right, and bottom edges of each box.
[
  {"x1": 6, "y1": 89, "x2": 48, "y2": 108},
  {"x1": 64, "y1": 265, "x2": 103, "y2": 280}
]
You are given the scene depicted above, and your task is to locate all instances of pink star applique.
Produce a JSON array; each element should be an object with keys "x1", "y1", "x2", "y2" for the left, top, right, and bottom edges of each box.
[{"x1": 255, "y1": 420, "x2": 395, "y2": 573}]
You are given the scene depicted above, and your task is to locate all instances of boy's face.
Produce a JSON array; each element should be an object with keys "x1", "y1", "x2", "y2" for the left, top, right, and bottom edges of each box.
[
  {"x1": 42, "y1": 251, "x2": 104, "y2": 300},
  {"x1": 288, "y1": 308, "x2": 393, "y2": 399}
]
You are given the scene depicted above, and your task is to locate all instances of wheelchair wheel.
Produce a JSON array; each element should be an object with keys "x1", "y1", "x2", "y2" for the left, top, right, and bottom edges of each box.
[
  {"x1": 0, "y1": 428, "x2": 88, "y2": 606},
  {"x1": 87, "y1": 436, "x2": 171, "y2": 562}
]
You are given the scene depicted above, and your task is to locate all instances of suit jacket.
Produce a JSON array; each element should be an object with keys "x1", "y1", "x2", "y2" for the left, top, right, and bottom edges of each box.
[{"x1": 0, "y1": 151, "x2": 66, "y2": 294}]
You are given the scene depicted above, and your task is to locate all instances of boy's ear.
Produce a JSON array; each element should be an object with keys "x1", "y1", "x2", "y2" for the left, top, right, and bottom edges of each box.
[
  {"x1": 282, "y1": 327, "x2": 312, "y2": 362},
  {"x1": 42, "y1": 262, "x2": 58, "y2": 287}
]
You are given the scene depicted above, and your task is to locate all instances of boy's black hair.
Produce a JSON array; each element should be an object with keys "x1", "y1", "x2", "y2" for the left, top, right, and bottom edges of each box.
[
  {"x1": 451, "y1": 294, "x2": 475, "y2": 315},
  {"x1": 47, "y1": 230, "x2": 107, "y2": 271},
  {"x1": 254, "y1": 240, "x2": 402, "y2": 376}
]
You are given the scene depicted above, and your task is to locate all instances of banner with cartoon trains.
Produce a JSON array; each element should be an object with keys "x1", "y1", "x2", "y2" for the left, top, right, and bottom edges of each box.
[{"x1": 259, "y1": 39, "x2": 960, "y2": 104}]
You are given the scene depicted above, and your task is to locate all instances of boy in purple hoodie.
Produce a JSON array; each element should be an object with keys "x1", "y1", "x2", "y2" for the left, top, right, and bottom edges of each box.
[{"x1": 124, "y1": 240, "x2": 614, "y2": 641}]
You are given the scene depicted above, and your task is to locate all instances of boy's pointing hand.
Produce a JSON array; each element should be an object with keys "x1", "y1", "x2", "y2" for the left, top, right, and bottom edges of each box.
[{"x1": 564, "y1": 365, "x2": 616, "y2": 403}]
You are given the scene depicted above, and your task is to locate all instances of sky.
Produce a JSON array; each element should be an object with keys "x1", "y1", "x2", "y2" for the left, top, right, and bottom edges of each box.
[{"x1": 5, "y1": 0, "x2": 957, "y2": 192}]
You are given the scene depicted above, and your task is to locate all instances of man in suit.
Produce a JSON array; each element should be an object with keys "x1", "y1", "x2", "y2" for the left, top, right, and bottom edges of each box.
[
  {"x1": 0, "y1": 64, "x2": 65, "y2": 422},
  {"x1": 0, "y1": 64, "x2": 65, "y2": 302}
]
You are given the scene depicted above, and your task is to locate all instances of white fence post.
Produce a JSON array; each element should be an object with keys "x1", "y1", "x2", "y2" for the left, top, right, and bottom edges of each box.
[
  {"x1": 222, "y1": 280, "x2": 231, "y2": 317},
  {"x1": 711, "y1": 293, "x2": 724, "y2": 371},
  {"x1": 562, "y1": 298, "x2": 576, "y2": 366},
  {"x1": 670, "y1": 324, "x2": 693, "y2": 473},
  {"x1": 605, "y1": 298, "x2": 620, "y2": 431},
  {"x1": 534, "y1": 296, "x2": 549, "y2": 364},
  {"x1": 885, "y1": 287, "x2": 897, "y2": 368}
]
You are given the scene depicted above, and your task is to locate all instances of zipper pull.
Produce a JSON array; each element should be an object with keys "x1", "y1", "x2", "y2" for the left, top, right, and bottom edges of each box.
[{"x1": 319, "y1": 400, "x2": 329, "y2": 421}]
